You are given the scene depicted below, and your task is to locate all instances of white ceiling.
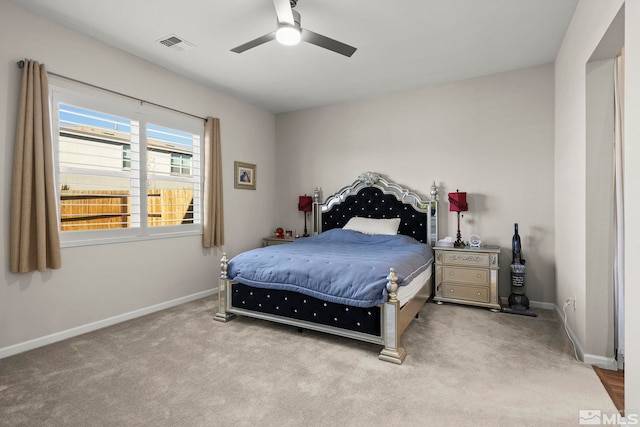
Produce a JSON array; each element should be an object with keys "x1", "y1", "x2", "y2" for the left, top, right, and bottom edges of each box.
[{"x1": 11, "y1": 0, "x2": 579, "y2": 114}]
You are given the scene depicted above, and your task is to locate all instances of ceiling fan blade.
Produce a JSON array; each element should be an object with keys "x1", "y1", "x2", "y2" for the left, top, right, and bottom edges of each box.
[
  {"x1": 301, "y1": 29, "x2": 357, "y2": 57},
  {"x1": 273, "y1": 0, "x2": 295, "y2": 25},
  {"x1": 231, "y1": 32, "x2": 276, "y2": 53}
]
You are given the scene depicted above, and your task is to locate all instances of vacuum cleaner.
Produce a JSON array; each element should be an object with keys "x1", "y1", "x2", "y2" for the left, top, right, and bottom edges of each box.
[{"x1": 501, "y1": 223, "x2": 537, "y2": 317}]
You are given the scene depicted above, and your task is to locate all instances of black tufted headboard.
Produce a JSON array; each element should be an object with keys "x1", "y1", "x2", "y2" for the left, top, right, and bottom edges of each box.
[{"x1": 315, "y1": 172, "x2": 438, "y2": 245}]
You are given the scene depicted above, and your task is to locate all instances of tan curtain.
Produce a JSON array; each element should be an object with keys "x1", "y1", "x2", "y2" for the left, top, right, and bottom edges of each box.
[
  {"x1": 202, "y1": 117, "x2": 224, "y2": 247},
  {"x1": 10, "y1": 60, "x2": 61, "y2": 273}
]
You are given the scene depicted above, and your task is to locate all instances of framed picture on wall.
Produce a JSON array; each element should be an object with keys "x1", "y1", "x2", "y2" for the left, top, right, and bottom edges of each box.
[{"x1": 234, "y1": 161, "x2": 256, "y2": 190}]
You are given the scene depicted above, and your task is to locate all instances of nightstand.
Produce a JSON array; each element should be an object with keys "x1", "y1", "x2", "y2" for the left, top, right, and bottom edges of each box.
[
  {"x1": 434, "y1": 245, "x2": 500, "y2": 311},
  {"x1": 262, "y1": 236, "x2": 296, "y2": 247}
]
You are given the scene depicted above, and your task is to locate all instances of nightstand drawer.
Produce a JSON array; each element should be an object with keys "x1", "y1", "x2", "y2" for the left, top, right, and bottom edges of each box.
[
  {"x1": 443, "y1": 266, "x2": 489, "y2": 285},
  {"x1": 263, "y1": 237, "x2": 295, "y2": 247},
  {"x1": 442, "y1": 284, "x2": 490, "y2": 303},
  {"x1": 440, "y1": 251, "x2": 491, "y2": 267}
]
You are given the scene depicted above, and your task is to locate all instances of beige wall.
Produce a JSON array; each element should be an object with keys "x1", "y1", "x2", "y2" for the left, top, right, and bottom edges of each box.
[
  {"x1": 555, "y1": 0, "x2": 639, "y2": 411},
  {"x1": 585, "y1": 59, "x2": 615, "y2": 360},
  {"x1": 275, "y1": 64, "x2": 556, "y2": 304},
  {"x1": 555, "y1": 0, "x2": 622, "y2": 366},
  {"x1": 0, "y1": 0, "x2": 276, "y2": 355}
]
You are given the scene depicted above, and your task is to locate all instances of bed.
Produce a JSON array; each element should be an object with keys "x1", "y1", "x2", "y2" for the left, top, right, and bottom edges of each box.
[{"x1": 215, "y1": 172, "x2": 439, "y2": 364}]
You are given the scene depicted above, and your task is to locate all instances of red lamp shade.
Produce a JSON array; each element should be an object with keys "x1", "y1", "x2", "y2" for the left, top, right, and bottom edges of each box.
[
  {"x1": 448, "y1": 191, "x2": 468, "y2": 212},
  {"x1": 298, "y1": 195, "x2": 312, "y2": 212}
]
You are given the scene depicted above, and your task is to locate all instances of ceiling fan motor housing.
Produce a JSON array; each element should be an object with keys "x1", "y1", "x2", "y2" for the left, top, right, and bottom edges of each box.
[{"x1": 276, "y1": 10, "x2": 302, "y2": 45}]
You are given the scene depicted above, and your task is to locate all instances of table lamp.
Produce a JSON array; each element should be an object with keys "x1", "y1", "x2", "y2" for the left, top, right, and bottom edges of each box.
[
  {"x1": 448, "y1": 190, "x2": 468, "y2": 247},
  {"x1": 298, "y1": 195, "x2": 312, "y2": 237}
]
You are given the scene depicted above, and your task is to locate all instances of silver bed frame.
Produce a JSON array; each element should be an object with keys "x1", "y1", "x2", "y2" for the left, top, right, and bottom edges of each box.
[{"x1": 215, "y1": 172, "x2": 439, "y2": 364}]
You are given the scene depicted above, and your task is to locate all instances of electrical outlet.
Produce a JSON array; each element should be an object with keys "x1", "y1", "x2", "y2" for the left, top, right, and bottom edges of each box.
[{"x1": 565, "y1": 297, "x2": 576, "y2": 311}]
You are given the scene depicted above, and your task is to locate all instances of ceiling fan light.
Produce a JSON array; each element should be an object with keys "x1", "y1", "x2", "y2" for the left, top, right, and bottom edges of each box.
[{"x1": 276, "y1": 25, "x2": 301, "y2": 46}]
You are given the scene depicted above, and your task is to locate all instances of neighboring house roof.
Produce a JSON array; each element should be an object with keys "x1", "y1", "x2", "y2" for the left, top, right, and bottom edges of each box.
[{"x1": 60, "y1": 125, "x2": 192, "y2": 155}]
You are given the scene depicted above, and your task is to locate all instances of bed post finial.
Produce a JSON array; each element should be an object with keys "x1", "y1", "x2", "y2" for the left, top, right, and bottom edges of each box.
[
  {"x1": 380, "y1": 267, "x2": 406, "y2": 364},
  {"x1": 430, "y1": 181, "x2": 438, "y2": 201},
  {"x1": 215, "y1": 252, "x2": 235, "y2": 322},
  {"x1": 313, "y1": 187, "x2": 322, "y2": 235},
  {"x1": 220, "y1": 252, "x2": 228, "y2": 279},
  {"x1": 386, "y1": 268, "x2": 399, "y2": 303}
]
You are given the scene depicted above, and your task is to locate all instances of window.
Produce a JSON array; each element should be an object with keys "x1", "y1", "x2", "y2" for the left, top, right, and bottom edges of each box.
[
  {"x1": 51, "y1": 83, "x2": 203, "y2": 246},
  {"x1": 171, "y1": 153, "x2": 191, "y2": 176},
  {"x1": 122, "y1": 145, "x2": 131, "y2": 170}
]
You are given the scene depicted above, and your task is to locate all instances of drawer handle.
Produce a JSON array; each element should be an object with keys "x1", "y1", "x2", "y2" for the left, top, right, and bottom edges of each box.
[
  {"x1": 449, "y1": 271, "x2": 454, "y2": 276},
  {"x1": 477, "y1": 291, "x2": 481, "y2": 296},
  {"x1": 477, "y1": 274, "x2": 481, "y2": 278},
  {"x1": 450, "y1": 289, "x2": 455, "y2": 293}
]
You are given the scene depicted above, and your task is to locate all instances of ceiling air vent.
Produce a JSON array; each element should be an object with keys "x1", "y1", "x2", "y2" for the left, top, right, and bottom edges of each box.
[{"x1": 157, "y1": 34, "x2": 195, "y2": 51}]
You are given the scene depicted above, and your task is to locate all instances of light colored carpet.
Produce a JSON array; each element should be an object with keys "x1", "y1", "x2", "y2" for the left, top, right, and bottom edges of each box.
[{"x1": 0, "y1": 298, "x2": 616, "y2": 426}]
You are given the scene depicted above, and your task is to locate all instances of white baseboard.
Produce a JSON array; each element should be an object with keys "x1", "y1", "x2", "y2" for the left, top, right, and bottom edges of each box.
[
  {"x1": 0, "y1": 289, "x2": 216, "y2": 360},
  {"x1": 554, "y1": 303, "x2": 585, "y2": 362},
  {"x1": 583, "y1": 354, "x2": 618, "y2": 370},
  {"x1": 530, "y1": 300, "x2": 555, "y2": 310},
  {"x1": 553, "y1": 303, "x2": 617, "y2": 369}
]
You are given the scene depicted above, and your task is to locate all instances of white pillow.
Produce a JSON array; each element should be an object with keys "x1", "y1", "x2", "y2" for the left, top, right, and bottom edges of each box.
[{"x1": 342, "y1": 217, "x2": 400, "y2": 235}]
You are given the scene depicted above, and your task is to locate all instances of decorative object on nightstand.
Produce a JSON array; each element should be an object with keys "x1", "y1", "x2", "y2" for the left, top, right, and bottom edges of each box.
[
  {"x1": 434, "y1": 245, "x2": 501, "y2": 311},
  {"x1": 468, "y1": 234, "x2": 481, "y2": 248},
  {"x1": 298, "y1": 195, "x2": 312, "y2": 237},
  {"x1": 448, "y1": 190, "x2": 468, "y2": 247}
]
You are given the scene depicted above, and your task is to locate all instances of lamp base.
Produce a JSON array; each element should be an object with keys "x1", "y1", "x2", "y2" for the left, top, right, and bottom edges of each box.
[
  {"x1": 454, "y1": 223, "x2": 465, "y2": 247},
  {"x1": 302, "y1": 212, "x2": 309, "y2": 237},
  {"x1": 453, "y1": 212, "x2": 465, "y2": 247}
]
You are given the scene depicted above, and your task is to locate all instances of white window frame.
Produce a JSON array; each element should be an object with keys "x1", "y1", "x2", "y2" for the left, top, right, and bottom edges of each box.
[
  {"x1": 170, "y1": 152, "x2": 192, "y2": 176},
  {"x1": 50, "y1": 78, "x2": 204, "y2": 247}
]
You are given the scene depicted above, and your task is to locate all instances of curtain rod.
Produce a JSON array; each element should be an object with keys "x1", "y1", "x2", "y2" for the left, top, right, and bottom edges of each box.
[{"x1": 17, "y1": 60, "x2": 206, "y2": 122}]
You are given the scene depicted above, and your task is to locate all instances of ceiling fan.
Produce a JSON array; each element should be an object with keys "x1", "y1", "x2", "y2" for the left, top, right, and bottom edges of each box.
[{"x1": 231, "y1": 0, "x2": 357, "y2": 57}]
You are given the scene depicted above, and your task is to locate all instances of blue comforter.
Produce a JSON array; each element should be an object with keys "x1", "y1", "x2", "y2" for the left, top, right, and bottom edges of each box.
[{"x1": 228, "y1": 229, "x2": 434, "y2": 307}]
